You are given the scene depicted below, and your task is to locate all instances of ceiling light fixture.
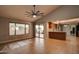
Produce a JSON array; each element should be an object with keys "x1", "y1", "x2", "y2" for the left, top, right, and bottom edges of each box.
[
  {"x1": 33, "y1": 14, "x2": 37, "y2": 18},
  {"x1": 25, "y1": 5, "x2": 44, "y2": 18}
]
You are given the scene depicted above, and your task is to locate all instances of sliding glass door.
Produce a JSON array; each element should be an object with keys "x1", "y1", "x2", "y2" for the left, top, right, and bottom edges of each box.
[{"x1": 35, "y1": 24, "x2": 44, "y2": 38}]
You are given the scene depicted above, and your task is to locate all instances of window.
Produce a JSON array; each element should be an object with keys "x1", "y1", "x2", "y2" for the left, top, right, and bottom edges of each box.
[
  {"x1": 9, "y1": 23, "x2": 30, "y2": 35},
  {"x1": 26, "y1": 24, "x2": 29, "y2": 34},
  {"x1": 16, "y1": 24, "x2": 25, "y2": 35},
  {"x1": 9, "y1": 23, "x2": 15, "y2": 35}
]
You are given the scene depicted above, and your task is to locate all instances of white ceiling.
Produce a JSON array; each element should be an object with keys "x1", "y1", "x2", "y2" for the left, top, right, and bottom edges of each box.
[{"x1": 0, "y1": 5, "x2": 60, "y2": 22}]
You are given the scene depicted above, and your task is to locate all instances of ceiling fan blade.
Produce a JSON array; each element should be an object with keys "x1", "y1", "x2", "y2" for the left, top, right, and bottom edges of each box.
[
  {"x1": 25, "y1": 11, "x2": 32, "y2": 16},
  {"x1": 31, "y1": 10, "x2": 35, "y2": 14},
  {"x1": 37, "y1": 13, "x2": 44, "y2": 17},
  {"x1": 24, "y1": 14, "x2": 28, "y2": 15},
  {"x1": 27, "y1": 15, "x2": 32, "y2": 17},
  {"x1": 37, "y1": 11, "x2": 44, "y2": 14},
  {"x1": 36, "y1": 11, "x2": 40, "y2": 14},
  {"x1": 28, "y1": 15, "x2": 33, "y2": 18},
  {"x1": 25, "y1": 11, "x2": 31, "y2": 14},
  {"x1": 24, "y1": 13, "x2": 31, "y2": 15},
  {"x1": 26, "y1": 15, "x2": 32, "y2": 18},
  {"x1": 40, "y1": 12, "x2": 44, "y2": 14},
  {"x1": 25, "y1": 14, "x2": 33, "y2": 18}
]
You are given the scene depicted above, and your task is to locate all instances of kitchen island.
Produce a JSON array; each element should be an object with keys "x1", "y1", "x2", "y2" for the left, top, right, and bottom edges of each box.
[{"x1": 49, "y1": 32, "x2": 66, "y2": 40}]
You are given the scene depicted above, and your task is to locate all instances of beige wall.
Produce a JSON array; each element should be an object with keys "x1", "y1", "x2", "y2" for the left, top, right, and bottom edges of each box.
[{"x1": 0, "y1": 17, "x2": 33, "y2": 43}]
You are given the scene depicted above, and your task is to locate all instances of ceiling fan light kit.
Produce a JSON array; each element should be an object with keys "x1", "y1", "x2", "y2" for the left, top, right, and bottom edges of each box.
[{"x1": 33, "y1": 14, "x2": 37, "y2": 18}]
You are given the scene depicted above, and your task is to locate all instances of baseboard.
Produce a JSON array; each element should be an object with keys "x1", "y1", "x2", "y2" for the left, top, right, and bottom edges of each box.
[{"x1": 0, "y1": 37, "x2": 33, "y2": 45}]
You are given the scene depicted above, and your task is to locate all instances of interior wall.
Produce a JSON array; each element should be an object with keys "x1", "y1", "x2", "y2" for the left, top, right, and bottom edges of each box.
[
  {"x1": 0, "y1": 17, "x2": 33, "y2": 43},
  {"x1": 0, "y1": 18, "x2": 9, "y2": 42}
]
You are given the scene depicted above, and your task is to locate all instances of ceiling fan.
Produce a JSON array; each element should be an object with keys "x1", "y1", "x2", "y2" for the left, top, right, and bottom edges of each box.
[{"x1": 25, "y1": 5, "x2": 44, "y2": 18}]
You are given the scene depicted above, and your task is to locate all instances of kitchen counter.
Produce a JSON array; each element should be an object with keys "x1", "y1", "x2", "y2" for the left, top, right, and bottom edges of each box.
[{"x1": 49, "y1": 32, "x2": 66, "y2": 40}]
